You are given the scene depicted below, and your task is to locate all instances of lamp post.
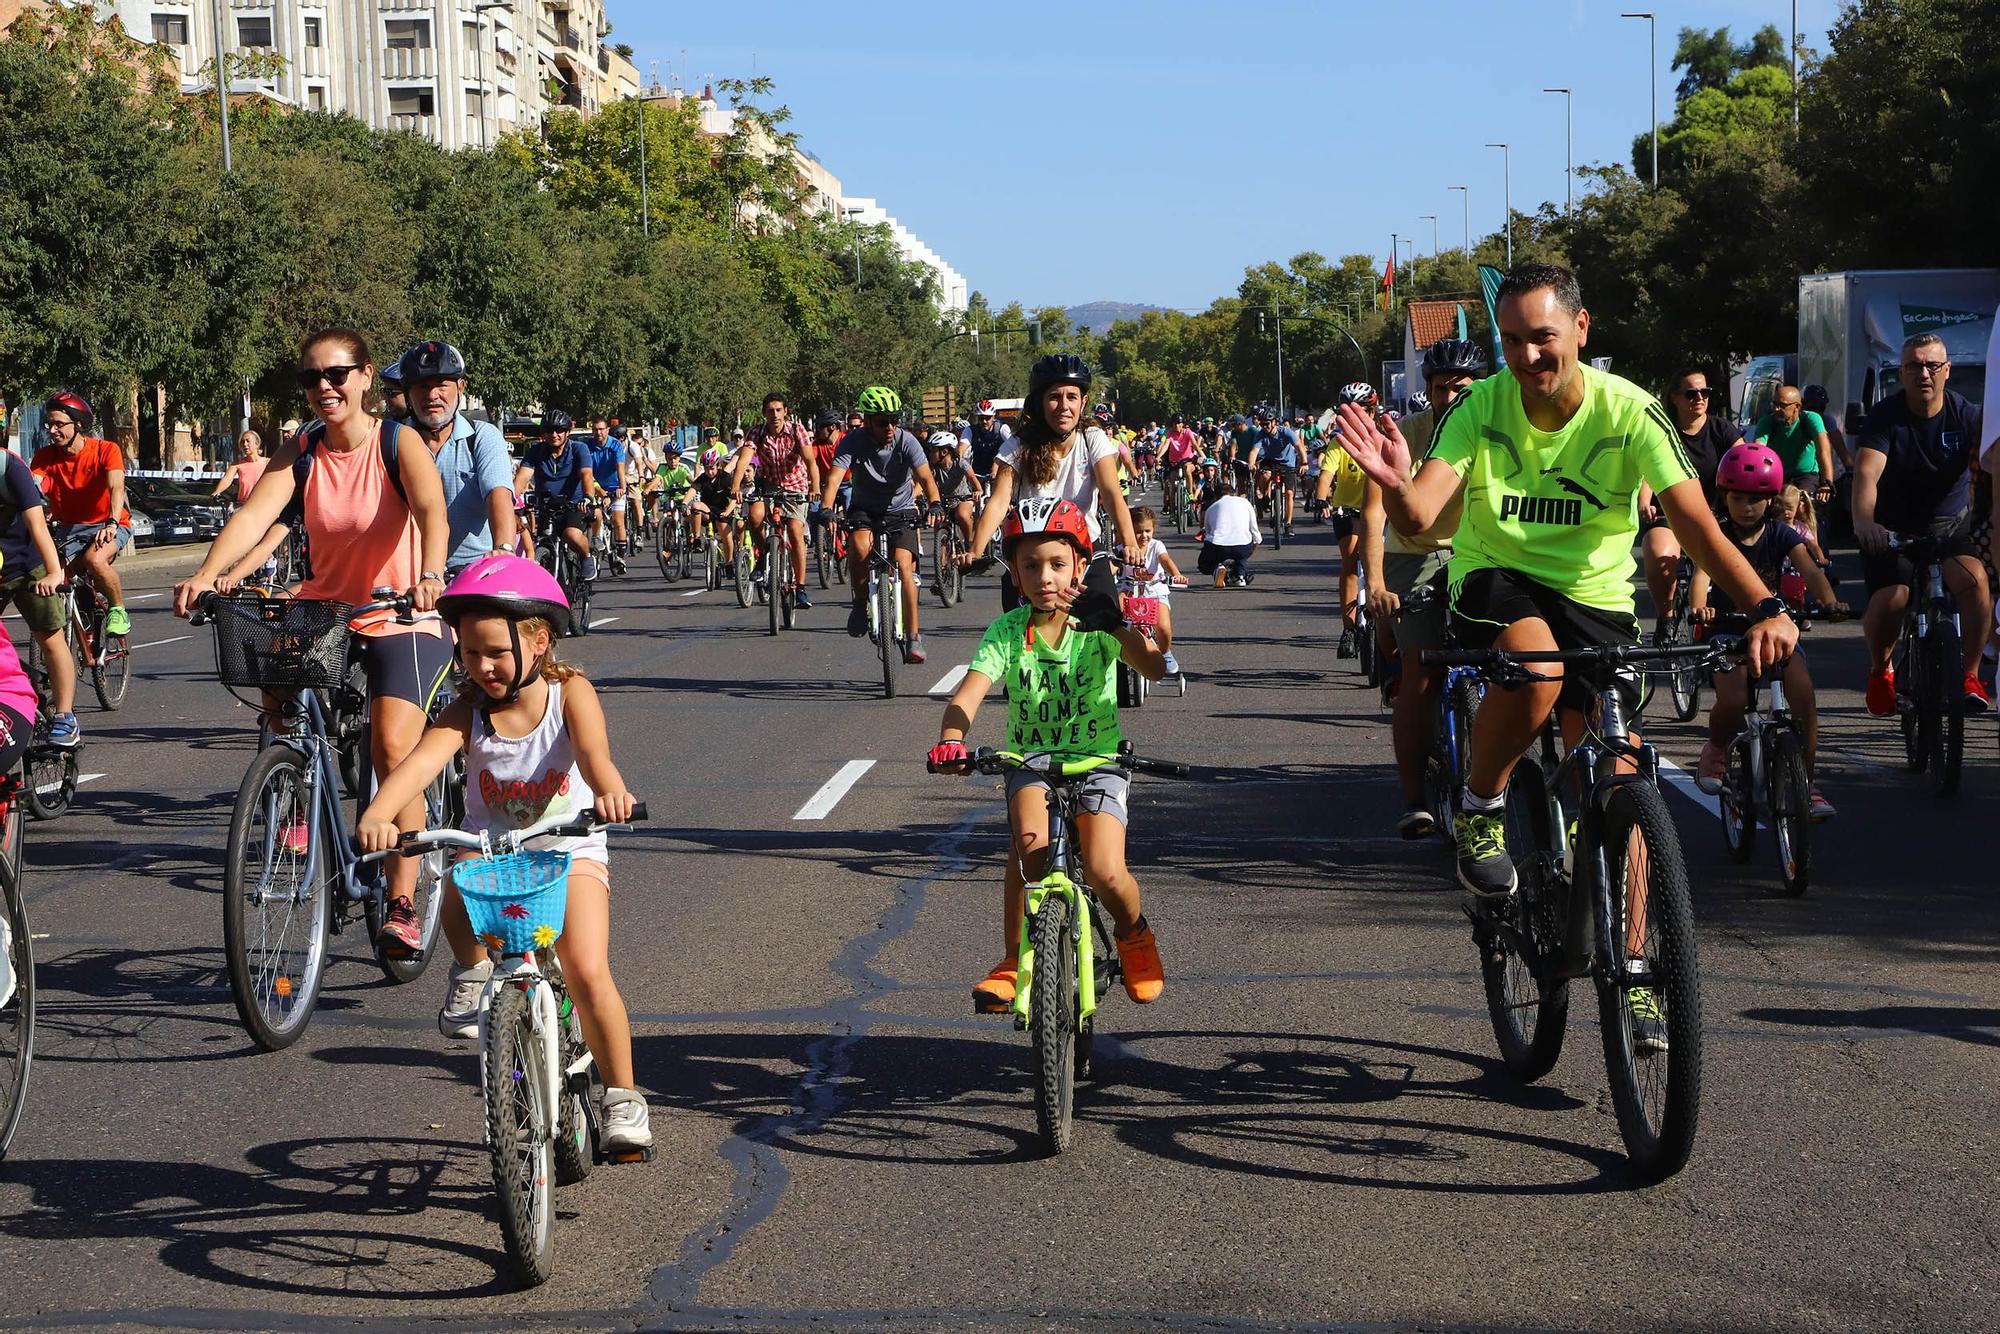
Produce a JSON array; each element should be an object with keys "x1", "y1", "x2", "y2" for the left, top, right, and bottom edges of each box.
[
  {"x1": 473, "y1": 2, "x2": 508, "y2": 151},
  {"x1": 1485, "y1": 143, "x2": 1511, "y2": 268},
  {"x1": 208, "y1": 0, "x2": 232, "y2": 171},
  {"x1": 1449, "y1": 185, "x2": 1468, "y2": 253},
  {"x1": 841, "y1": 205, "x2": 863, "y2": 285},
  {"x1": 1389, "y1": 232, "x2": 1398, "y2": 315},
  {"x1": 1791, "y1": 0, "x2": 1800, "y2": 126},
  {"x1": 1419, "y1": 214, "x2": 1438, "y2": 259},
  {"x1": 1543, "y1": 86, "x2": 1572, "y2": 211},
  {"x1": 1622, "y1": 12, "x2": 1658, "y2": 186}
]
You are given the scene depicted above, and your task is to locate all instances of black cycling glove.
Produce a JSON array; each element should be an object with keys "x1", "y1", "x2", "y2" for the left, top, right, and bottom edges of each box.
[{"x1": 1068, "y1": 586, "x2": 1126, "y2": 634}]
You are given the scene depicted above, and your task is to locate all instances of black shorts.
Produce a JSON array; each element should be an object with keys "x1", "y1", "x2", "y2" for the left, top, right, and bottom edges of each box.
[
  {"x1": 1448, "y1": 566, "x2": 1641, "y2": 714},
  {"x1": 357, "y1": 631, "x2": 456, "y2": 710},
  {"x1": 1003, "y1": 548, "x2": 1116, "y2": 612},
  {"x1": 1327, "y1": 508, "x2": 1358, "y2": 540},
  {"x1": 1860, "y1": 513, "x2": 1978, "y2": 596},
  {"x1": 846, "y1": 506, "x2": 920, "y2": 558},
  {"x1": 532, "y1": 498, "x2": 589, "y2": 536},
  {"x1": 1262, "y1": 465, "x2": 1300, "y2": 493}
]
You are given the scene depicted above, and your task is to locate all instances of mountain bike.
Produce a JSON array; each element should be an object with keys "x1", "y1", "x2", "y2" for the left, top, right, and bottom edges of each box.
[
  {"x1": 747, "y1": 489, "x2": 804, "y2": 635},
  {"x1": 810, "y1": 510, "x2": 846, "y2": 589},
  {"x1": 0, "y1": 772, "x2": 32, "y2": 1159},
  {"x1": 653, "y1": 502, "x2": 692, "y2": 583},
  {"x1": 52, "y1": 577, "x2": 132, "y2": 711},
  {"x1": 529, "y1": 496, "x2": 594, "y2": 636},
  {"x1": 1258, "y1": 474, "x2": 1286, "y2": 551},
  {"x1": 18, "y1": 636, "x2": 79, "y2": 821},
  {"x1": 1642, "y1": 555, "x2": 1702, "y2": 722},
  {"x1": 194, "y1": 591, "x2": 454, "y2": 1051},
  {"x1": 586, "y1": 495, "x2": 625, "y2": 579},
  {"x1": 1424, "y1": 639, "x2": 1718, "y2": 1181},
  {"x1": 932, "y1": 516, "x2": 967, "y2": 608},
  {"x1": 1709, "y1": 633, "x2": 1813, "y2": 896},
  {"x1": 928, "y1": 746, "x2": 1188, "y2": 1154},
  {"x1": 392, "y1": 803, "x2": 649, "y2": 1287},
  {"x1": 1886, "y1": 533, "x2": 1965, "y2": 798},
  {"x1": 1422, "y1": 658, "x2": 1485, "y2": 840},
  {"x1": 843, "y1": 517, "x2": 914, "y2": 699},
  {"x1": 1164, "y1": 468, "x2": 1194, "y2": 534}
]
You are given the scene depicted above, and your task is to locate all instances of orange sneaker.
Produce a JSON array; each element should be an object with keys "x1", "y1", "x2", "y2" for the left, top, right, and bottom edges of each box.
[
  {"x1": 1963, "y1": 673, "x2": 1992, "y2": 715},
  {"x1": 972, "y1": 961, "x2": 1017, "y2": 1014},
  {"x1": 1114, "y1": 919, "x2": 1164, "y2": 1003},
  {"x1": 1864, "y1": 667, "x2": 1896, "y2": 718}
]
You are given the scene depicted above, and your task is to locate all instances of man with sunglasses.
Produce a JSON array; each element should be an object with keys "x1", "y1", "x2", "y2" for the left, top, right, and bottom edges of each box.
[
  {"x1": 820, "y1": 386, "x2": 941, "y2": 662},
  {"x1": 1638, "y1": 369, "x2": 1742, "y2": 625},
  {"x1": 512, "y1": 411, "x2": 599, "y2": 581},
  {"x1": 1751, "y1": 385, "x2": 1836, "y2": 502},
  {"x1": 1852, "y1": 332, "x2": 1991, "y2": 715},
  {"x1": 31, "y1": 392, "x2": 133, "y2": 650}
]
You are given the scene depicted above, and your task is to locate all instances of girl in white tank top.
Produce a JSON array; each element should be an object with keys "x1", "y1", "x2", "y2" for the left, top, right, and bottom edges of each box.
[{"x1": 463, "y1": 679, "x2": 607, "y2": 863}]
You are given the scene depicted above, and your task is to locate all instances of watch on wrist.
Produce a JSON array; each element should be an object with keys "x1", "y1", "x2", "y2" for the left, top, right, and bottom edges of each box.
[
  {"x1": 1749, "y1": 595, "x2": 1788, "y2": 624},
  {"x1": 420, "y1": 572, "x2": 444, "y2": 585}
]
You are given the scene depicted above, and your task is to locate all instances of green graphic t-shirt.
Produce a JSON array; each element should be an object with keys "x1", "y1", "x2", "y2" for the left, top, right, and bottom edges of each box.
[
  {"x1": 967, "y1": 606, "x2": 1124, "y2": 758},
  {"x1": 655, "y1": 462, "x2": 693, "y2": 493},
  {"x1": 1427, "y1": 365, "x2": 1695, "y2": 614}
]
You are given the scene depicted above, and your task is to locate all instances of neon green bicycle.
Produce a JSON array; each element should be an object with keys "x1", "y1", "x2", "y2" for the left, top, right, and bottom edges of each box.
[{"x1": 931, "y1": 744, "x2": 1188, "y2": 1154}]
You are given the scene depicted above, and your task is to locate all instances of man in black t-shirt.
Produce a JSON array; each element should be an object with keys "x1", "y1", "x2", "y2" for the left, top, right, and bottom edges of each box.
[
  {"x1": 1852, "y1": 332, "x2": 1992, "y2": 715},
  {"x1": 1640, "y1": 368, "x2": 1743, "y2": 627}
]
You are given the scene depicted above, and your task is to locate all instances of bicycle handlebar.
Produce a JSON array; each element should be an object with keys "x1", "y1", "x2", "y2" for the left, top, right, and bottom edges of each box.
[
  {"x1": 927, "y1": 746, "x2": 1189, "y2": 780},
  {"x1": 370, "y1": 801, "x2": 650, "y2": 862}
]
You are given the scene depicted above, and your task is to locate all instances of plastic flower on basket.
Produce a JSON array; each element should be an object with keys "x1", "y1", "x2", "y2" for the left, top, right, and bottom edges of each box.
[
  {"x1": 480, "y1": 932, "x2": 506, "y2": 950},
  {"x1": 502, "y1": 903, "x2": 529, "y2": 919},
  {"x1": 533, "y1": 924, "x2": 558, "y2": 949}
]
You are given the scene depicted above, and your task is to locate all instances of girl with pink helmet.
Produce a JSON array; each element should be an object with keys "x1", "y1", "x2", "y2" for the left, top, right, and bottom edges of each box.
[{"x1": 356, "y1": 551, "x2": 653, "y2": 1157}]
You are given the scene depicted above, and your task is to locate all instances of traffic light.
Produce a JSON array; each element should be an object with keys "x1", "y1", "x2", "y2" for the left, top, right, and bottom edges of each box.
[{"x1": 1027, "y1": 321, "x2": 1043, "y2": 347}]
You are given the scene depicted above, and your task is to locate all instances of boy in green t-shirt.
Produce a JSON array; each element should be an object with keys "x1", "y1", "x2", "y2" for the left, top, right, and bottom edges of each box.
[
  {"x1": 646, "y1": 455, "x2": 694, "y2": 531},
  {"x1": 930, "y1": 497, "x2": 1168, "y2": 1015}
]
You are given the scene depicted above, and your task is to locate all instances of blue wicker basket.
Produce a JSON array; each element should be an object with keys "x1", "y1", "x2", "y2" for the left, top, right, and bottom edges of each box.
[{"x1": 455, "y1": 851, "x2": 571, "y2": 954}]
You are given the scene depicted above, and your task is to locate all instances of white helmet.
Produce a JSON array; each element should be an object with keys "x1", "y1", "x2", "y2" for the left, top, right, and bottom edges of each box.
[{"x1": 926, "y1": 430, "x2": 960, "y2": 453}]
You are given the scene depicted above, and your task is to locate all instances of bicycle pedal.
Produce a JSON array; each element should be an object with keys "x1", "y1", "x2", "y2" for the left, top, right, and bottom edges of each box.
[{"x1": 603, "y1": 1146, "x2": 654, "y2": 1165}]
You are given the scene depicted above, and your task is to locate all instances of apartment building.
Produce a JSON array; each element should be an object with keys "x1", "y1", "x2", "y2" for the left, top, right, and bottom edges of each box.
[
  {"x1": 101, "y1": 0, "x2": 641, "y2": 150},
  {"x1": 841, "y1": 196, "x2": 968, "y2": 314}
]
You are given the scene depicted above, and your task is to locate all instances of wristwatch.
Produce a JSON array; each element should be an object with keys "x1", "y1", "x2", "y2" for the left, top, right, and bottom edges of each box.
[
  {"x1": 1748, "y1": 595, "x2": 1789, "y2": 625},
  {"x1": 420, "y1": 571, "x2": 444, "y2": 585}
]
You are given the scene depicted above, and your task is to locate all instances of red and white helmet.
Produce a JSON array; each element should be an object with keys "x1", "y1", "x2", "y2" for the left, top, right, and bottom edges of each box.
[
  {"x1": 1001, "y1": 497, "x2": 1092, "y2": 559},
  {"x1": 1715, "y1": 441, "x2": 1784, "y2": 495}
]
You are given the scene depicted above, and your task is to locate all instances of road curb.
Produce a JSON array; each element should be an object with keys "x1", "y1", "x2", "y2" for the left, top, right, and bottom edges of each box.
[{"x1": 122, "y1": 544, "x2": 207, "y2": 578}]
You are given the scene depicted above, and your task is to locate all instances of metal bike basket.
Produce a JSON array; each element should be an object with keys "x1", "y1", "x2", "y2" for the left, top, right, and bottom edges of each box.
[
  {"x1": 207, "y1": 596, "x2": 355, "y2": 690},
  {"x1": 456, "y1": 851, "x2": 572, "y2": 954}
]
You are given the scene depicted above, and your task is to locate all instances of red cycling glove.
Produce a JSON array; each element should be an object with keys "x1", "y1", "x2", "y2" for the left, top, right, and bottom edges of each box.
[{"x1": 928, "y1": 740, "x2": 969, "y2": 771}]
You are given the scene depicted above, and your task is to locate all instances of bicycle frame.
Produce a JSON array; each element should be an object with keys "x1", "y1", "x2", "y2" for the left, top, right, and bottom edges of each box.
[
  {"x1": 1009, "y1": 771, "x2": 1111, "y2": 1028},
  {"x1": 269, "y1": 689, "x2": 387, "y2": 917}
]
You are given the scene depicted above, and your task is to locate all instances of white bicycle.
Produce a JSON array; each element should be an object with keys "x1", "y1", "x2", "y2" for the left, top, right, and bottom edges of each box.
[{"x1": 392, "y1": 803, "x2": 650, "y2": 1287}]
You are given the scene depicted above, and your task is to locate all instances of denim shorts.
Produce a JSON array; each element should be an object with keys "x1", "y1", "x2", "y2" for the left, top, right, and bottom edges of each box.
[
  {"x1": 1006, "y1": 766, "x2": 1130, "y2": 828},
  {"x1": 57, "y1": 521, "x2": 132, "y2": 568}
]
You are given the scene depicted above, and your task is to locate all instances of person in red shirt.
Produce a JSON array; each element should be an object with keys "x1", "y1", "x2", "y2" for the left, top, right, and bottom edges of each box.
[
  {"x1": 31, "y1": 392, "x2": 132, "y2": 638},
  {"x1": 731, "y1": 392, "x2": 821, "y2": 610}
]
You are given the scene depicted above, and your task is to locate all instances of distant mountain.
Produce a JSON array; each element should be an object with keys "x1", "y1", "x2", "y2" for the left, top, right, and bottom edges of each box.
[{"x1": 1064, "y1": 301, "x2": 1170, "y2": 334}]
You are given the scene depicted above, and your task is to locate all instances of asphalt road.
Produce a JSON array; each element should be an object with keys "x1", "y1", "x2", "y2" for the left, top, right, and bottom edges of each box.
[{"x1": 1, "y1": 503, "x2": 1995, "y2": 1333}]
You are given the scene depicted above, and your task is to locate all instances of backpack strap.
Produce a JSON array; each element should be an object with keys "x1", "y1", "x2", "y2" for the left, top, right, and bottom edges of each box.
[{"x1": 289, "y1": 418, "x2": 406, "y2": 506}]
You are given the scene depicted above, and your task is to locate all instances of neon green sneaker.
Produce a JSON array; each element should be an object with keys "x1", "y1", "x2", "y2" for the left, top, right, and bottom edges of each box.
[
  {"x1": 104, "y1": 605, "x2": 131, "y2": 637},
  {"x1": 1628, "y1": 985, "x2": 1668, "y2": 1055},
  {"x1": 1453, "y1": 809, "x2": 1516, "y2": 903}
]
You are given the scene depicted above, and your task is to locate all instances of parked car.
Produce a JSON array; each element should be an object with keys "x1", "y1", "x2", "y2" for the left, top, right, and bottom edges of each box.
[{"x1": 126, "y1": 478, "x2": 227, "y2": 546}]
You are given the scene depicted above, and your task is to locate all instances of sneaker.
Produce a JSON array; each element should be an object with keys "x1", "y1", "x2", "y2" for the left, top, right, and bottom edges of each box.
[
  {"x1": 1160, "y1": 651, "x2": 1181, "y2": 676},
  {"x1": 793, "y1": 589, "x2": 813, "y2": 610},
  {"x1": 846, "y1": 602, "x2": 867, "y2": 637},
  {"x1": 600, "y1": 1088, "x2": 654, "y2": 1155},
  {"x1": 1336, "y1": 629, "x2": 1356, "y2": 659},
  {"x1": 1240, "y1": 571, "x2": 1254, "y2": 586},
  {"x1": 104, "y1": 605, "x2": 131, "y2": 636},
  {"x1": 973, "y1": 961, "x2": 1018, "y2": 1014},
  {"x1": 1114, "y1": 919, "x2": 1164, "y2": 1003},
  {"x1": 1453, "y1": 808, "x2": 1516, "y2": 903},
  {"x1": 1396, "y1": 807, "x2": 1436, "y2": 840},
  {"x1": 377, "y1": 896, "x2": 423, "y2": 956},
  {"x1": 438, "y1": 957, "x2": 492, "y2": 1039},
  {"x1": 1963, "y1": 673, "x2": 1992, "y2": 714},
  {"x1": 579, "y1": 555, "x2": 600, "y2": 582},
  {"x1": 1628, "y1": 985, "x2": 1669, "y2": 1055},
  {"x1": 904, "y1": 634, "x2": 927, "y2": 665},
  {"x1": 1864, "y1": 666, "x2": 1896, "y2": 717},
  {"x1": 1695, "y1": 740, "x2": 1727, "y2": 794},
  {"x1": 45, "y1": 712, "x2": 81, "y2": 749},
  {"x1": 1808, "y1": 784, "x2": 1836, "y2": 822}
]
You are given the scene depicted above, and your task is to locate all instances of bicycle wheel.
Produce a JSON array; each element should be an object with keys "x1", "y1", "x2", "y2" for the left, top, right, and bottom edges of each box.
[
  {"x1": 1596, "y1": 781, "x2": 1703, "y2": 1182},
  {"x1": 1269, "y1": 506, "x2": 1285, "y2": 551},
  {"x1": 732, "y1": 542, "x2": 753, "y2": 609},
  {"x1": 1926, "y1": 624, "x2": 1963, "y2": 798},
  {"x1": 656, "y1": 516, "x2": 678, "y2": 581},
  {"x1": 1720, "y1": 736, "x2": 1755, "y2": 863},
  {"x1": 92, "y1": 618, "x2": 132, "y2": 711},
  {"x1": 767, "y1": 531, "x2": 783, "y2": 636},
  {"x1": 374, "y1": 769, "x2": 451, "y2": 984},
  {"x1": 704, "y1": 535, "x2": 719, "y2": 591},
  {"x1": 1897, "y1": 636, "x2": 1927, "y2": 772},
  {"x1": 814, "y1": 524, "x2": 832, "y2": 589},
  {"x1": 1666, "y1": 629, "x2": 1700, "y2": 721},
  {"x1": 24, "y1": 748, "x2": 75, "y2": 822},
  {"x1": 223, "y1": 745, "x2": 330, "y2": 1051},
  {"x1": 1770, "y1": 729, "x2": 1812, "y2": 897},
  {"x1": 1029, "y1": 892, "x2": 1079, "y2": 1155},
  {"x1": 0, "y1": 796, "x2": 33, "y2": 1159},
  {"x1": 552, "y1": 983, "x2": 601, "y2": 1186},
  {"x1": 1478, "y1": 759, "x2": 1570, "y2": 1080},
  {"x1": 877, "y1": 571, "x2": 900, "y2": 699},
  {"x1": 572, "y1": 573, "x2": 593, "y2": 636},
  {"x1": 484, "y1": 984, "x2": 556, "y2": 1285}
]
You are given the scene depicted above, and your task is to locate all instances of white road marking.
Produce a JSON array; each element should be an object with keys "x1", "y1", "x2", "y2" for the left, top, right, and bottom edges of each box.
[
  {"x1": 132, "y1": 635, "x2": 191, "y2": 650},
  {"x1": 589, "y1": 617, "x2": 619, "y2": 628},
  {"x1": 927, "y1": 665, "x2": 968, "y2": 696},
  {"x1": 1656, "y1": 755, "x2": 1720, "y2": 821},
  {"x1": 680, "y1": 588, "x2": 707, "y2": 598},
  {"x1": 793, "y1": 759, "x2": 875, "y2": 821},
  {"x1": 79, "y1": 773, "x2": 106, "y2": 785},
  {"x1": 129, "y1": 592, "x2": 165, "y2": 601}
]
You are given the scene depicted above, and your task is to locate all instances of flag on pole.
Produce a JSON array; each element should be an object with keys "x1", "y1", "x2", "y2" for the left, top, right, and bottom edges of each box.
[{"x1": 1378, "y1": 255, "x2": 1395, "y2": 312}]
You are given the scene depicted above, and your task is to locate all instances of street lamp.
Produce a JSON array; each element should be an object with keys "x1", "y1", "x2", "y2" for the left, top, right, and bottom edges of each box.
[
  {"x1": 1448, "y1": 185, "x2": 1468, "y2": 253},
  {"x1": 1621, "y1": 12, "x2": 1658, "y2": 186},
  {"x1": 1485, "y1": 143, "x2": 1512, "y2": 268},
  {"x1": 841, "y1": 205, "x2": 863, "y2": 285},
  {"x1": 208, "y1": 0, "x2": 232, "y2": 171},
  {"x1": 1543, "y1": 87, "x2": 1572, "y2": 211},
  {"x1": 1419, "y1": 215, "x2": 1438, "y2": 259},
  {"x1": 473, "y1": 2, "x2": 508, "y2": 151}
]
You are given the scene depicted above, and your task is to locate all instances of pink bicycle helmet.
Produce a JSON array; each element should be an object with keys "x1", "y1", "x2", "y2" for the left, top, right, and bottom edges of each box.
[
  {"x1": 437, "y1": 551, "x2": 569, "y2": 626},
  {"x1": 1715, "y1": 441, "x2": 1784, "y2": 495}
]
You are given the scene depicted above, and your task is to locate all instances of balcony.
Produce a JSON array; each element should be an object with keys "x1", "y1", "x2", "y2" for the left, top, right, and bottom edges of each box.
[
  {"x1": 597, "y1": 47, "x2": 608, "y2": 74},
  {"x1": 382, "y1": 47, "x2": 438, "y2": 78},
  {"x1": 388, "y1": 113, "x2": 440, "y2": 139},
  {"x1": 299, "y1": 45, "x2": 328, "y2": 78}
]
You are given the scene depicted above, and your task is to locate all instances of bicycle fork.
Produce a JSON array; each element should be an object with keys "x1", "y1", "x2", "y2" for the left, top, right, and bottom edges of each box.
[
  {"x1": 1011, "y1": 872, "x2": 1100, "y2": 1029},
  {"x1": 477, "y1": 960, "x2": 564, "y2": 1145}
]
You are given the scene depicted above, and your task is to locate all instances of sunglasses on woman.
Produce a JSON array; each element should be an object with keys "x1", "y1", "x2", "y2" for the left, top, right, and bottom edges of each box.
[
  {"x1": 1678, "y1": 387, "x2": 1712, "y2": 399},
  {"x1": 296, "y1": 364, "x2": 365, "y2": 389}
]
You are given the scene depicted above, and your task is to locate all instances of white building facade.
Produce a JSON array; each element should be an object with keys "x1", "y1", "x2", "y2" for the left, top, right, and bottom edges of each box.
[
  {"x1": 105, "y1": 0, "x2": 639, "y2": 150},
  {"x1": 840, "y1": 196, "x2": 967, "y2": 314}
]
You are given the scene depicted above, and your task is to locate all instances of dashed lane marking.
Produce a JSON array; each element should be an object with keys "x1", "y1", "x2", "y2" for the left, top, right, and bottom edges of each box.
[
  {"x1": 132, "y1": 635, "x2": 192, "y2": 650},
  {"x1": 927, "y1": 665, "x2": 968, "y2": 696},
  {"x1": 792, "y1": 759, "x2": 875, "y2": 821},
  {"x1": 1656, "y1": 754, "x2": 1720, "y2": 821},
  {"x1": 589, "y1": 617, "x2": 620, "y2": 628}
]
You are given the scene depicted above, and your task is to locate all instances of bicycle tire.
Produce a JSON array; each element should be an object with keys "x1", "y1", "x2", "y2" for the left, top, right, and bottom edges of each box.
[
  {"x1": 656, "y1": 517, "x2": 677, "y2": 581},
  {"x1": 1720, "y1": 737, "x2": 1755, "y2": 863},
  {"x1": 932, "y1": 534, "x2": 954, "y2": 610},
  {"x1": 705, "y1": 536, "x2": 719, "y2": 591},
  {"x1": 223, "y1": 745, "x2": 330, "y2": 1051},
  {"x1": 572, "y1": 575, "x2": 593, "y2": 636},
  {"x1": 24, "y1": 749, "x2": 75, "y2": 822},
  {"x1": 552, "y1": 984, "x2": 600, "y2": 1186},
  {"x1": 814, "y1": 525, "x2": 832, "y2": 590},
  {"x1": 1668, "y1": 661, "x2": 1700, "y2": 722},
  {"x1": 1269, "y1": 507, "x2": 1284, "y2": 551},
  {"x1": 732, "y1": 542, "x2": 753, "y2": 609},
  {"x1": 1770, "y1": 728, "x2": 1812, "y2": 897},
  {"x1": 877, "y1": 571, "x2": 900, "y2": 699},
  {"x1": 374, "y1": 769, "x2": 451, "y2": 984},
  {"x1": 92, "y1": 618, "x2": 132, "y2": 711},
  {"x1": 1029, "y1": 893, "x2": 1078, "y2": 1155},
  {"x1": 0, "y1": 797, "x2": 33, "y2": 1159},
  {"x1": 1479, "y1": 759, "x2": 1570, "y2": 1080},
  {"x1": 767, "y1": 530, "x2": 783, "y2": 636},
  {"x1": 1926, "y1": 624, "x2": 1963, "y2": 798},
  {"x1": 1596, "y1": 781, "x2": 1703, "y2": 1182},
  {"x1": 1898, "y1": 636, "x2": 1926, "y2": 772},
  {"x1": 485, "y1": 983, "x2": 556, "y2": 1285}
]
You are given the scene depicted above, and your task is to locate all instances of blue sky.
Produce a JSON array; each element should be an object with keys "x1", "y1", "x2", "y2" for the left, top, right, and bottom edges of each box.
[{"x1": 611, "y1": 1, "x2": 1842, "y2": 311}]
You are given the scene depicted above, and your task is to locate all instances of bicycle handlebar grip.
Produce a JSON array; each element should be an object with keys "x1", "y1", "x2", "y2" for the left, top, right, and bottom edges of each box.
[
  {"x1": 1129, "y1": 756, "x2": 1192, "y2": 779},
  {"x1": 625, "y1": 801, "x2": 648, "y2": 823}
]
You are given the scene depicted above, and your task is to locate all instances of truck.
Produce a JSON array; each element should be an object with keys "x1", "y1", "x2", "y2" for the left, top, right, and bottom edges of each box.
[{"x1": 1798, "y1": 268, "x2": 1999, "y2": 429}]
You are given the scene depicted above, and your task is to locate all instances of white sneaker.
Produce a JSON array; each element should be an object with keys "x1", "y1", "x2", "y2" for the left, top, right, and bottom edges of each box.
[
  {"x1": 438, "y1": 957, "x2": 492, "y2": 1039},
  {"x1": 601, "y1": 1087, "x2": 654, "y2": 1154}
]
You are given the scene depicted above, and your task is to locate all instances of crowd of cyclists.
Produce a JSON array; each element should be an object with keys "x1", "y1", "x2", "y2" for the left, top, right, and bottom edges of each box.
[{"x1": 7, "y1": 258, "x2": 1992, "y2": 1170}]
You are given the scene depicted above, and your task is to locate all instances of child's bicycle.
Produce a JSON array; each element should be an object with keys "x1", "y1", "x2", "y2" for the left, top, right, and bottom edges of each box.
[
  {"x1": 1708, "y1": 631, "x2": 1814, "y2": 897},
  {"x1": 1116, "y1": 576, "x2": 1188, "y2": 706},
  {"x1": 928, "y1": 745, "x2": 1189, "y2": 1155},
  {"x1": 192, "y1": 590, "x2": 454, "y2": 1050},
  {"x1": 390, "y1": 803, "x2": 650, "y2": 1287}
]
